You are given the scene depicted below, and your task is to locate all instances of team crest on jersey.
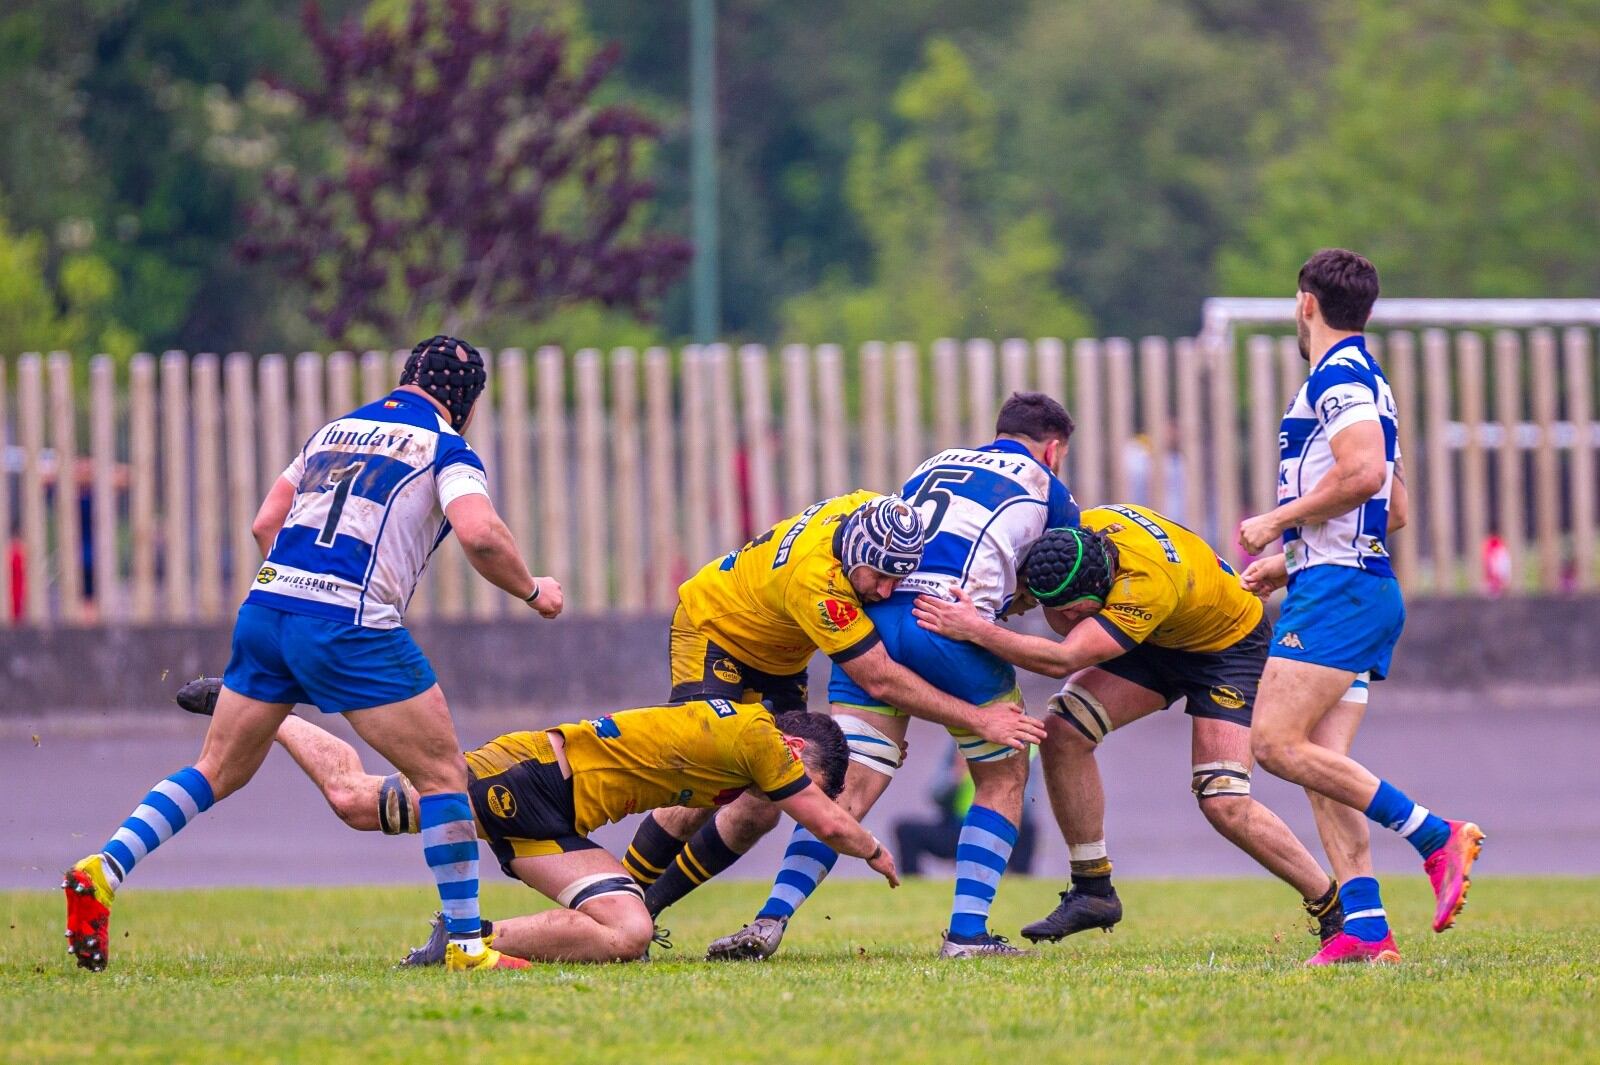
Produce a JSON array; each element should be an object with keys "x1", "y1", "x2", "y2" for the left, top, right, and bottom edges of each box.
[
  {"x1": 1210, "y1": 685, "x2": 1247, "y2": 710},
  {"x1": 255, "y1": 566, "x2": 277, "y2": 585},
  {"x1": 1366, "y1": 537, "x2": 1387, "y2": 556},
  {"x1": 591, "y1": 715, "x2": 622, "y2": 739},
  {"x1": 711, "y1": 658, "x2": 743, "y2": 685},
  {"x1": 486, "y1": 784, "x2": 517, "y2": 819},
  {"x1": 1278, "y1": 632, "x2": 1305, "y2": 650},
  {"x1": 817, "y1": 598, "x2": 859, "y2": 631}
]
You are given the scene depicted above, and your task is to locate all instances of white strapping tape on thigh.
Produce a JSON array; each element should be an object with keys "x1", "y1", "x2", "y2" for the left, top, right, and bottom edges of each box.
[
  {"x1": 1048, "y1": 681, "x2": 1112, "y2": 745},
  {"x1": 557, "y1": 872, "x2": 644, "y2": 909},
  {"x1": 833, "y1": 713, "x2": 905, "y2": 778},
  {"x1": 1342, "y1": 671, "x2": 1371, "y2": 705}
]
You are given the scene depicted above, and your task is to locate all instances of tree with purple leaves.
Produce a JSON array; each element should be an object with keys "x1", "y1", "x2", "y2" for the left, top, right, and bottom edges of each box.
[{"x1": 239, "y1": 0, "x2": 691, "y2": 346}]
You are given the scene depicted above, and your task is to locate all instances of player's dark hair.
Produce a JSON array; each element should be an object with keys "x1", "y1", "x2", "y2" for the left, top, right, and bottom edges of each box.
[
  {"x1": 775, "y1": 711, "x2": 849, "y2": 798},
  {"x1": 995, "y1": 391, "x2": 1075, "y2": 443},
  {"x1": 1298, "y1": 249, "x2": 1380, "y2": 331}
]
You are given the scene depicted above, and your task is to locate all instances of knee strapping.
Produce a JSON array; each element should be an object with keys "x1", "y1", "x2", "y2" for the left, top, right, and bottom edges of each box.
[
  {"x1": 559, "y1": 873, "x2": 646, "y2": 910},
  {"x1": 1192, "y1": 760, "x2": 1251, "y2": 800},
  {"x1": 378, "y1": 773, "x2": 417, "y2": 835},
  {"x1": 834, "y1": 713, "x2": 904, "y2": 778},
  {"x1": 1342, "y1": 671, "x2": 1371, "y2": 705},
  {"x1": 1049, "y1": 683, "x2": 1111, "y2": 745}
]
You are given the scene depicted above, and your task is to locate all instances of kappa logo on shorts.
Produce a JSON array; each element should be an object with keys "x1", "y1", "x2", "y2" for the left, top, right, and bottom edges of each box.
[
  {"x1": 1277, "y1": 632, "x2": 1305, "y2": 650},
  {"x1": 1210, "y1": 685, "x2": 1247, "y2": 710},
  {"x1": 255, "y1": 565, "x2": 277, "y2": 585},
  {"x1": 818, "y1": 598, "x2": 859, "y2": 631},
  {"x1": 711, "y1": 658, "x2": 743, "y2": 685},
  {"x1": 486, "y1": 784, "x2": 517, "y2": 819}
]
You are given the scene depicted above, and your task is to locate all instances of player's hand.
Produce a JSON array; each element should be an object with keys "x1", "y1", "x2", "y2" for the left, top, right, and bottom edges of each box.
[
  {"x1": 974, "y1": 702, "x2": 1048, "y2": 750},
  {"x1": 1240, "y1": 554, "x2": 1288, "y2": 598},
  {"x1": 867, "y1": 840, "x2": 899, "y2": 887},
  {"x1": 1237, "y1": 510, "x2": 1284, "y2": 556},
  {"x1": 911, "y1": 587, "x2": 985, "y2": 641},
  {"x1": 528, "y1": 576, "x2": 564, "y2": 618}
]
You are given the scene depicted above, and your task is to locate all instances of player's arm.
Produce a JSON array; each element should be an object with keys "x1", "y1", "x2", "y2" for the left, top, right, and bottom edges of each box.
[
  {"x1": 251, "y1": 476, "x2": 297, "y2": 557},
  {"x1": 836, "y1": 644, "x2": 1047, "y2": 749},
  {"x1": 1239, "y1": 383, "x2": 1387, "y2": 553},
  {"x1": 1388, "y1": 455, "x2": 1409, "y2": 533},
  {"x1": 912, "y1": 587, "x2": 1126, "y2": 679},
  {"x1": 445, "y1": 494, "x2": 563, "y2": 618},
  {"x1": 775, "y1": 782, "x2": 898, "y2": 886}
]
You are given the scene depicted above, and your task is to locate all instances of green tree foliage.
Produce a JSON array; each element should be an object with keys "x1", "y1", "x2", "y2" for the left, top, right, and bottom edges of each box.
[
  {"x1": 782, "y1": 40, "x2": 1089, "y2": 348},
  {"x1": 1220, "y1": 0, "x2": 1600, "y2": 298},
  {"x1": 995, "y1": 0, "x2": 1296, "y2": 338},
  {"x1": 0, "y1": 212, "x2": 134, "y2": 356}
]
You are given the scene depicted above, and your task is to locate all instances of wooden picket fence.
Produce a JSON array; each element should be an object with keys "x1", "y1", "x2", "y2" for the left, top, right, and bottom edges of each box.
[{"x1": 1, "y1": 330, "x2": 1595, "y2": 628}]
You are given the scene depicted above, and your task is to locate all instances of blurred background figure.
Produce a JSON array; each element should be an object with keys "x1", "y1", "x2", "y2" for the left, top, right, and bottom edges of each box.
[{"x1": 894, "y1": 744, "x2": 1039, "y2": 877}]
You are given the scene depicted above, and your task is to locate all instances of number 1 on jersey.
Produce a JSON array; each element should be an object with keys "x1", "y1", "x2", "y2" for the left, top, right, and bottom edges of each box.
[{"x1": 317, "y1": 461, "x2": 366, "y2": 547}]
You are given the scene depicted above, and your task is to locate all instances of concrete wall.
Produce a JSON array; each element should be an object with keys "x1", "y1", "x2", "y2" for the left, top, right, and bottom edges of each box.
[{"x1": 3, "y1": 595, "x2": 1597, "y2": 716}]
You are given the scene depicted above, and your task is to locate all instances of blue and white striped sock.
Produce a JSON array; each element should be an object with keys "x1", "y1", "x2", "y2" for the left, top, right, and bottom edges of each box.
[
  {"x1": 418, "y1": 793, "x2": 482, "y2": 950},
  {"x1": 100, "y1": 766, "x2": 215, "y2": 885},
  {"x1": 756, "y1": 826, "x2": 840, "y2": 921},
  {"x1": 948, "y1": 804, "x2": 1017, "y2": 941}
]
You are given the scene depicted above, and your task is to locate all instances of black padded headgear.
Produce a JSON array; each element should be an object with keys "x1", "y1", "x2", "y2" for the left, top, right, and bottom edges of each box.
[
  {"x1": 1020, "y1": 527, "x2": 1119, "y2": 607},
  {"x1": 400, "y1": 334, "x2": 486, "y2": 431}
]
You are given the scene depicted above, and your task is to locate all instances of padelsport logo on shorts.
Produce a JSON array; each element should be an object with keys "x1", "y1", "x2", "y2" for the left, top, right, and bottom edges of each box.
[
  {"x1": 711, "y1": 657, "x2": 743, "y2": 685},
  {"x1": 817, "y1": 598, "x2": 859, "y2": 631},
  {"x1": 486, "y1": 784, "x2": 517, "y2": 819},
  {"x1": 255, "y1": 565, "x2": 277, "y2": 585},
  {"x1": 1210, "y1": 685, "x2": 1247, "y2": 710}
]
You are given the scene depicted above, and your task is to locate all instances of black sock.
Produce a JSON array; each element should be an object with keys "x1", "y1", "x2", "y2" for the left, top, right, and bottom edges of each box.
[
  {"x1": 644, "y1": 819, "x2": 743, "y2": 917},
  {"x1": 623, "y1": 813, "x2": 687, "y2": 889},
  {"x1": 1070, "y1": 856, "x2": 1115, "y2": 898}
]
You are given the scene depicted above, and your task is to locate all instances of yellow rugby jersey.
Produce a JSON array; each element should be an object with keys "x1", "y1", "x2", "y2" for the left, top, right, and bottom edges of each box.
[
  {"x1": 676, "y1": 490, "x2": 882, "y2": 675},
  {"x1": 553, "y1": 699, "x2": 810, "y2": 835},
  {"x1": 1081, "y1": 504, "x2": 1262, "y2": 654}
]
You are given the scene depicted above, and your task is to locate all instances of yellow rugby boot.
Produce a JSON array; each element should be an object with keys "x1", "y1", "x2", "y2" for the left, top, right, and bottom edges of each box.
[
  {"x1": 444, "y1": 940, "x2": 530, "y2": 971},
  {"x1": 62, "y1": 855, "x2": 117, "y2": 972}
]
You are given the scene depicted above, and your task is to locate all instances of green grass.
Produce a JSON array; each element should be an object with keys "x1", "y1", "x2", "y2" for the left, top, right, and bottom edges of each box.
[{"x1": 4, "y1": 876, "x2": 1598, "y2": 1064}]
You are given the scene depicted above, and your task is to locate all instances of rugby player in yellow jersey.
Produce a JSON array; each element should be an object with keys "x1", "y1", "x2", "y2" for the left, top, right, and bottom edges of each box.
[
  {"x1": 230, "y1": 698, "x2": 892, "y2": 963},
  {"x1": 625, "y1": 491, "x2": 1046, "y2": 917},
  {"x1": 913, "y1": 506, "x2": 1342, "y2": 945}
]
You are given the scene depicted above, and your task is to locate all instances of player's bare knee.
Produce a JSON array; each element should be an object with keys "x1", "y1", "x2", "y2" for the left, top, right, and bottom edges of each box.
[
  {"x1": 609, "y1": 909, "x2": 657, "y2": 961},
  {"x1": 1250, "y1": 731, "x2": 1297, "y2": 775},
  {"x1": 565, "y1": 878, "x2": 653, "y2": 960}
]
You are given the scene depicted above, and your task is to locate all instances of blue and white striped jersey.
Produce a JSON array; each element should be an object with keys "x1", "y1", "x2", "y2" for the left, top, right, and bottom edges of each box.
[
  {"x1": 246, "y1": 390, "x2": 490, "y2": 629},
  {"x1": 1278, "y1": 336, "x2": 1399, "y2": 578},
  {"x1": 897, "y1": 439, "x2": 1079, "y2": 618}
]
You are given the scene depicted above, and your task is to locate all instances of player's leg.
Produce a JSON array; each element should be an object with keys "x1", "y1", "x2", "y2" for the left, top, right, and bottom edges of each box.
[
  {"x1": 64, "y1": 604, "x2": 297, "y2": 971},
  {"x1": 1021, "y1": 667, "x2": 1165, "y2": 943},
  {"x1": 489, "y1": 850, "x2": 656, "y2": 963},
  {"x1": 272, "y1": 714, "x2": 393, "y2": 832},
  {"x1": 707, "y1": 705, "x2": 906, "y2": 960},
  {"x1": 340, "y1": 684, "x2": 502, "y2": 966},
  {"x1": 1188, "y1": 715, "x2": 1334, "y2": 903},
  {"x1": 1259, "y1": 568, "x2": 1482, "y2": 934},
  {"x1": 940, "y1": 721, "x2": 1030, "y2": 957},
  {"x1": 1300, "y1": 683, "x2": 1401, "y2": 964},
  {"x1": 644, "y1": 789, "x2": 781, "y2": 918}
]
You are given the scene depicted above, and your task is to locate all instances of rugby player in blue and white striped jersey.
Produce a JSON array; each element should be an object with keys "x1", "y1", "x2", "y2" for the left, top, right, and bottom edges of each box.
[
  {"x1": 1238, "y1": 250, "x2": 1483, "y2": 965},
  {"x1": 63, "y1": 336, "x2": 563, "y2": 974},
  {"x1": 709, "y1": 392, "x2": 1077, "y2": 960}
]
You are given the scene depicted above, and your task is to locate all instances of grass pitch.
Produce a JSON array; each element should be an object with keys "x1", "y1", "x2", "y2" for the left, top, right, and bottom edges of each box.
[{"x1": 4, "y1": 876, "x2": 1597, "y2": 1064}]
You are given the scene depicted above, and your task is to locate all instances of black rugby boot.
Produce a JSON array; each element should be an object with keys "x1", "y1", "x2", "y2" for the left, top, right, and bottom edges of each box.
[
  {"x1": 1020, "y1": 887, "x2": 1123, "y2": 943},
  {"x1": 175, "y1": 676, "x2": 222, "y2": 717}
]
